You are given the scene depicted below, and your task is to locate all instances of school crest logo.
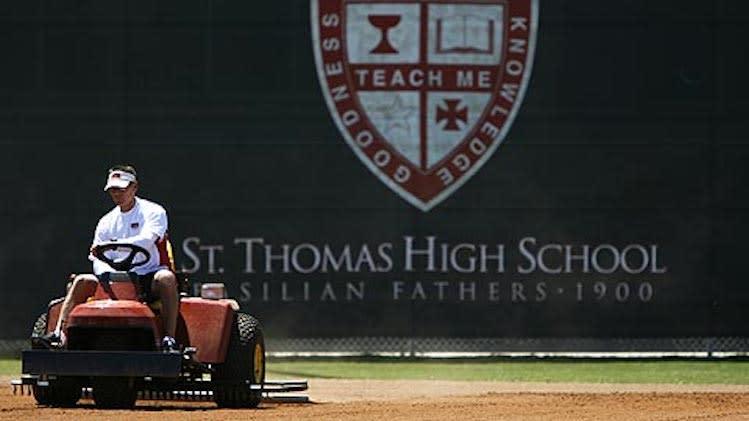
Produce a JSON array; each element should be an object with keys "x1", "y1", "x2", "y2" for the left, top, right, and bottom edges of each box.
[{"x1": 312, "y1": 0, "x2": 538, "y2": 211}]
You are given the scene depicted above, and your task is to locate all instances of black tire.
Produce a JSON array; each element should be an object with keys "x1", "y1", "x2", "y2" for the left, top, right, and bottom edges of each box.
[
  {"x1": 213, "y1": 312, "x2": 265, "y2": 408},
  {"x1": 86, "y1": 333, "x2": 139, "y2": 408},
  {"x1": 92, "y1": 377, "x2": 137, "y2": 409},
  {"x1": 30, "y1": 312, "x2": 81, "y2": 407},
  {"x1": 31, "y1": 312, "x2": 49, "y2": 348},
  {"x1": 32, "y1": 376, "x2": 81, "y2": 407}
]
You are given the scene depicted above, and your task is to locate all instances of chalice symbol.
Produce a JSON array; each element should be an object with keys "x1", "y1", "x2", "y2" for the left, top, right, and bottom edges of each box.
[{"x1": 368, "y1": 14, "x2": 401, "y2": 54}]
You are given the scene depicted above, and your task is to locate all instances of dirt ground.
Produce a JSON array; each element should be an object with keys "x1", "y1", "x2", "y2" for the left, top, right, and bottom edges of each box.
[{"x1": 3, "y1": 376, "x2": 749, "y2": 420}]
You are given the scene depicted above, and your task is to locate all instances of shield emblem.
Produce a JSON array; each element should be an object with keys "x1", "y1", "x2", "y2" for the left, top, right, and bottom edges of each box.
[{"x1": 312, "y1": 0, "x2": 538, "y2": 211}]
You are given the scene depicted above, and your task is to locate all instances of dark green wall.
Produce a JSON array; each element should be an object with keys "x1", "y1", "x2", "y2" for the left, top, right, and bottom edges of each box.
[{"x1": 1, "y1": 1, "x2": 747, "y2": 341}]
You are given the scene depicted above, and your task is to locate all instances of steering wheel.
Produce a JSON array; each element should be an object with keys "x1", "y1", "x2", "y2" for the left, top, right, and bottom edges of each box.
[{"x1": 92, "y1": 243, "x2": 151, "y2": 272}]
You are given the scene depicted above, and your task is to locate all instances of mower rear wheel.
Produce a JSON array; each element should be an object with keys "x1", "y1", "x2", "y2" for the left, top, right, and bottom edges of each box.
[
  {"x1": 31, "y1": 312, "x2": 49, "y2": 346},
  {"x1": 213, "y1": 312, "x2": 265, "y2": 408},
  {"x1": 30, "y1": 312, "x2": 81, "y2": 407}
]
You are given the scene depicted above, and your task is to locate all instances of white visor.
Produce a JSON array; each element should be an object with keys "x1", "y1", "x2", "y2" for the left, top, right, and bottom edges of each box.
[{"x1": 104, "y1": 170, "x2": 137, "y2": 191}]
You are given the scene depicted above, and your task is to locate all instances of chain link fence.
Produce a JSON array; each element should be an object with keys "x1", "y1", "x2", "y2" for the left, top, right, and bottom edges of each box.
[
  {"x1": 4, "y1": 337, "x2": 747, "y2": 358},
  {"x1": 264, "y1": 337, "x2": 749, "y2": 357}
]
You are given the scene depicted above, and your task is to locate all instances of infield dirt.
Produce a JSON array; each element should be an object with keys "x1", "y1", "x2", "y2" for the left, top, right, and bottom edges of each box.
[{"x1": 3, "y1": 377, "x2": 749, "y2": 420}]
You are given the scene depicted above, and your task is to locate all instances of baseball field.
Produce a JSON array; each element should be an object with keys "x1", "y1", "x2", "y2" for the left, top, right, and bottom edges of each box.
[{"x1": 3, "y1": 358, "x2": 749, "y2": 420}]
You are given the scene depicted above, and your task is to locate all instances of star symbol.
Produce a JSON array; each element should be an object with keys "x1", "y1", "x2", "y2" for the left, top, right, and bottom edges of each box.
[{"x1": 370, "y1": 95, "x2": 416, "y2": 138}]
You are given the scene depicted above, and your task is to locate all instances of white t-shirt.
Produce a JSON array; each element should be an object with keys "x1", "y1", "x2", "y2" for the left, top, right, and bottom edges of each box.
[{"x1": 90, "y1": 197, "x2": 170, "y2": 275}]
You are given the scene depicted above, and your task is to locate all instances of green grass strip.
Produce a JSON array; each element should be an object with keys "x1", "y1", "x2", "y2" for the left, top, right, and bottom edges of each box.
[
  {"x1": 266, "y1": 359, "x2": 749, "y2": 384},
  {"x1": 0, "y1": 359, "x2": 20, "y2": 376},
  {"x1": 4, "y1": 357, "x2": 748, "y2": 385}
]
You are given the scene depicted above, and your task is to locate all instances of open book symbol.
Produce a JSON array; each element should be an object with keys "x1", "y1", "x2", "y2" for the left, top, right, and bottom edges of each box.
[{"x1": 436, "y1": 15, "x2": 494, "y2": 54}]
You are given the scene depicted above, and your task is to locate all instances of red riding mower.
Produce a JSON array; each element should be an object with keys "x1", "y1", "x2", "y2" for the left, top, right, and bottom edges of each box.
[{"x1": 14, "y1": 243, "x2": 306, "y2": 408}]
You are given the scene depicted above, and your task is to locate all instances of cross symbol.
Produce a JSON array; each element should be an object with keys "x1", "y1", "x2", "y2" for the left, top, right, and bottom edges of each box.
[{"x1": 436, "y1": 99, "x2": 468, "y2": 131}]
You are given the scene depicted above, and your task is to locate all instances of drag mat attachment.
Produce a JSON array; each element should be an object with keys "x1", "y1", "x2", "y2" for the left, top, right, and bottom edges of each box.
[
  {"x1": 11, "y1": 379, "x2": 32, "y2": 396},
  {"x1": 12, "y1": 377, "x2": 310, "y2": 404}
]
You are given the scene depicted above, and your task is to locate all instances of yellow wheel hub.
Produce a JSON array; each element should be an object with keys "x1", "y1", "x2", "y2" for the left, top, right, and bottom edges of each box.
[{"x1": 253, "y1": 342, "x2": 265, "y2": 383}]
